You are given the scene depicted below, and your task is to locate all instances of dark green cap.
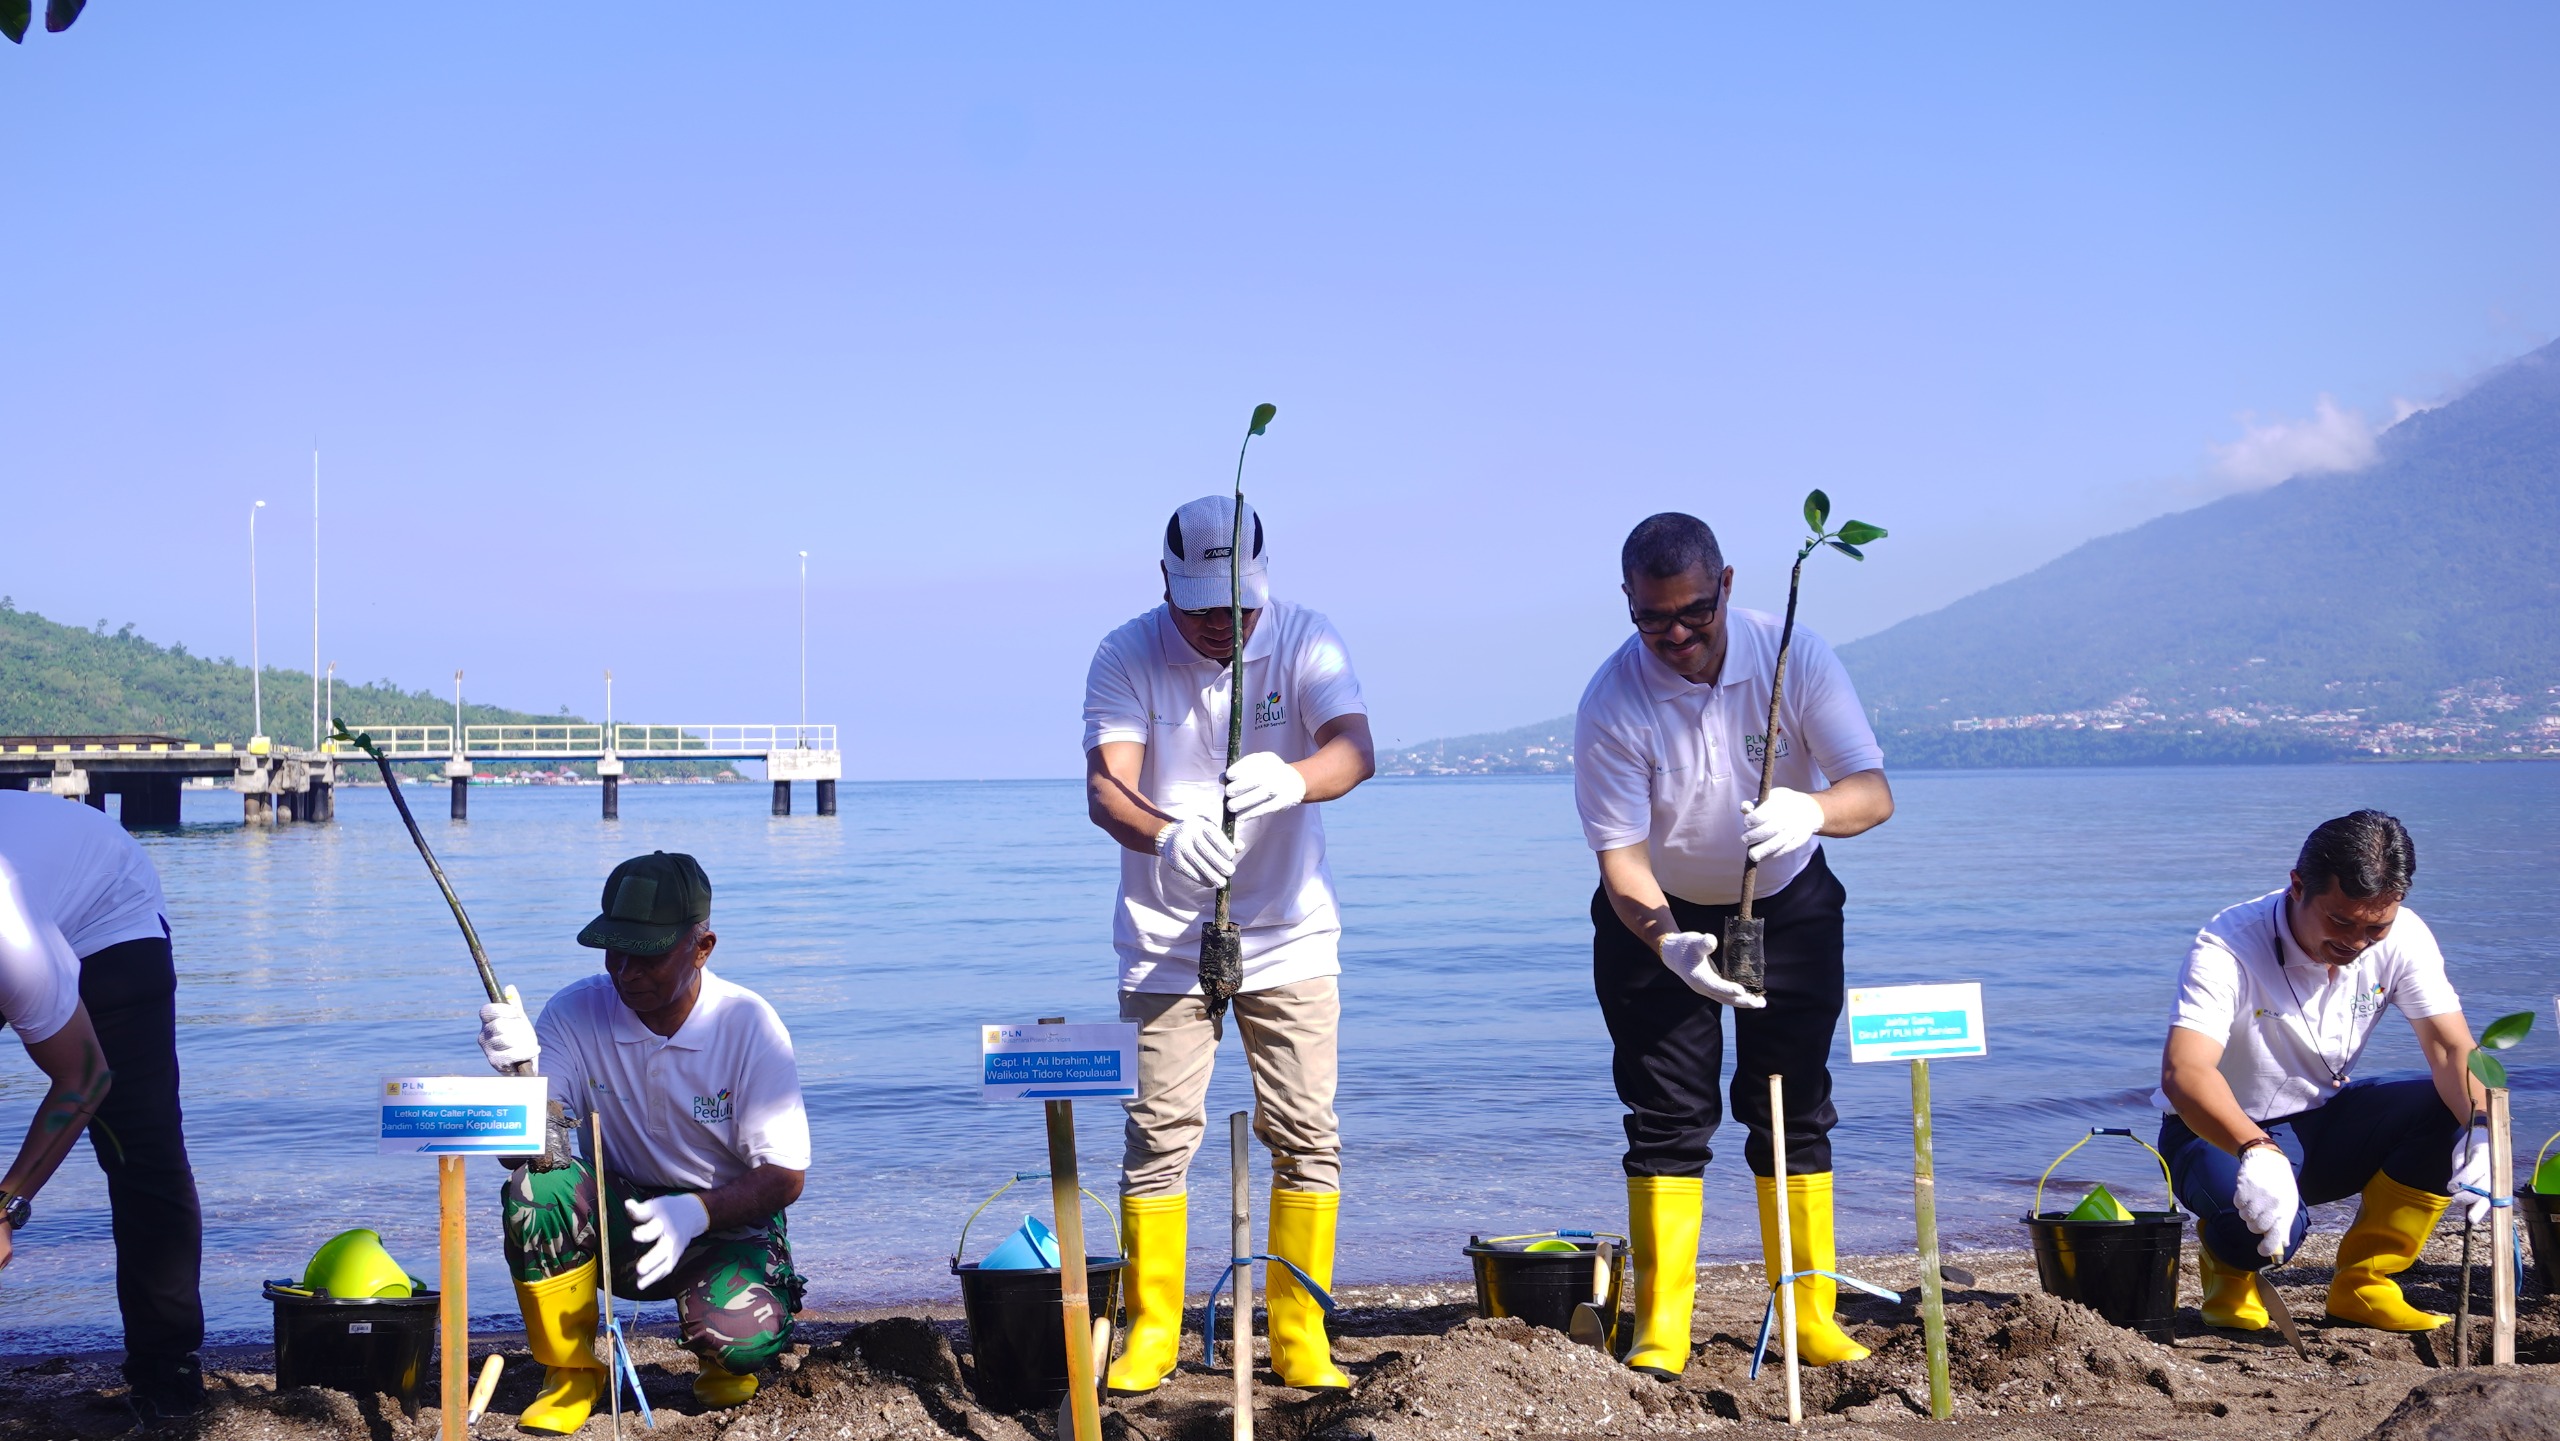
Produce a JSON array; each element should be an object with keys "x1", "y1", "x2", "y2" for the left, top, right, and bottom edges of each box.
[{"x1": 576, "y1": 851, "x2": 712, "y2": 955}]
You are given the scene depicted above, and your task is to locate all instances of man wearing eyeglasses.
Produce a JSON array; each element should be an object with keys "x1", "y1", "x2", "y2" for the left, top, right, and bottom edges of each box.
[
  {"x1": 1082, "y1": 494, "x2": 1375, "y2": 1394},
  {"x1": 1574, "y1": 511, "x2": 1893, "y2": 1381}
]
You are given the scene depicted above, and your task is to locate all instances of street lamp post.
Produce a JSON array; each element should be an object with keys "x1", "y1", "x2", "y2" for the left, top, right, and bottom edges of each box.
[
  {"x1": 798, "y1": 550, "x2": 809, "y2": 745},
  {"x1": 249, "y1": 499, "x2": 268, "y2": 749}
]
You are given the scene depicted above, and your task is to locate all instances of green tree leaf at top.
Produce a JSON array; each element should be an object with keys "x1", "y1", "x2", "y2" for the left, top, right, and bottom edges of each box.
[
  {"x1": 1836, "y1": 520, "x2": 1888, "y2": 545},
  {"x1": 2469, "y1": 1049, "x2": 2510, "y2": 1090},
  {"x1": 1248, "y1": 403, "x2": 1277, "y2": 435},
  {"x1": 2, "y1": 1, "x2": 30, "y2": 44},
  {"x1": 1803, "y1": 489, "x2": 1831, "y2": 533},
  {"x1": 1827, "y1": 540, "x2": 1865, "y2": 560},
  {"x1": 2480, "y1": 1010, "x2": 2536, "y2": 1050}
]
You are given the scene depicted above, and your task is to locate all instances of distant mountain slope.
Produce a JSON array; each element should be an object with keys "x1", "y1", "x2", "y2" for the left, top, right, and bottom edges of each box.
[
  {"x1": 0, "y1": 598, "x2": 570, "y2": 742},
  {"x1": 1841, "y1": 340, "x2": 2560, "y2": 744}
]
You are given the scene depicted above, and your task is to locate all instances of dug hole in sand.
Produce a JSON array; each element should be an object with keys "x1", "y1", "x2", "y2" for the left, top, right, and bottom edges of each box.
[{"x1": 12, "y1": 1236, "x2": 2560, "y2": 1439}]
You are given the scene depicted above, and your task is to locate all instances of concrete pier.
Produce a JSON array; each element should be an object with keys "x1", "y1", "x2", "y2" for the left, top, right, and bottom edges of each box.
[
  {"x1": 817, "y1": 778, "x2": 837, "y2": 816},
  {"x1": 768, "y1": 745, "x2": 843, "y2": 821},
  {"x1": 445, "y1": 758, "x2": 473, "y2": 820},
  {"x1": 598, "y1": 754, "x2": 623, "y2": 820},
  {"x1": 772, "y1": 780, "x2": 792, "y2": 816},
  {"x1": 1, "y1": 735, "x2": 332, "y2": 831}
]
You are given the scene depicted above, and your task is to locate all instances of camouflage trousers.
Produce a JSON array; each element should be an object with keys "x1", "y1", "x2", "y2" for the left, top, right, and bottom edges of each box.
[{"x1": 500, "y1": 1160, "x2": 805, "y2": 1373}]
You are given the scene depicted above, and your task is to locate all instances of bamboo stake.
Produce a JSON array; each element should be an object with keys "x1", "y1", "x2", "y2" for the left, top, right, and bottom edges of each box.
[
  {"x1": 1034, "y1": 1016, "x2": 1102, "y2": 1441},
  {"x1": 439, "y1": 1156, "x2": 467, "y2": 1441},
  {"x1": 2492, "y1": 1087, "x2": 2515, "y2": 1366},
  {"x1": 2456, "y1": 1224, "x2": 2474, "y2": 1368},
  {"x1": 1770, "y1": 1073, "x2": 1800, "y2": 1425},
  {"x1": 1909, "y1": 1060, "x2": 1950, "y2": 1420},
  {"x1": 1231, "y1": 1111, "x2": 1255, "y2": 1441},
  {"x1": 596, "y1": 1113, "x2": 619, "y2": 1440}
]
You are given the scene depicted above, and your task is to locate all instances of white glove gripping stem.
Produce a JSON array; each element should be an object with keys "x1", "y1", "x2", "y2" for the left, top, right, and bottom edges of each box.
[
  {"x1": 478, "y1": 984, "x2": 541, "y2": 1074},
  {"x1": 1155, "y1": 814, "x2": 1240, "y2": 889},
  {"x1": 626, "y1": 1192, "x2": 712, "y2": 1290},
  {"x1": 1738, "y1": 786, "x2": 1825, "y2": 866},
  {"x1": 1223, "y1": 751, "x2": 1308, "y2": 822},
  {"x1": 2233, "y1": 1144, "x2": 2301, "y2": 1261},
  {"x1": 1660, "y1": 931, "x2": 1766, "y2": 1010},
  {"x1": 2450, "y1": 1126, "x2": 2494, "y2": 1227}
]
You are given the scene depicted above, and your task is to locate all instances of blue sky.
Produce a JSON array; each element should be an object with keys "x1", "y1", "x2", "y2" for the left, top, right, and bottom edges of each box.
[{"x1": 5, "y1": 5, "x2": 2555, "y2": 777}]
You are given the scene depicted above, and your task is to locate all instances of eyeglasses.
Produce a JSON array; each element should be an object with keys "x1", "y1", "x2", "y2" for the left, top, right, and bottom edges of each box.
[{"x1": 1628, "y1": 595, "x2": 1721, "y2": 636}]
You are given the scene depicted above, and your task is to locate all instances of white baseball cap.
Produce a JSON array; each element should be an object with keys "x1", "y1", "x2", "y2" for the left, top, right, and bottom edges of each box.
[{"x1": 1162, "y1": 495, "x2": 1268, "y2": 611}]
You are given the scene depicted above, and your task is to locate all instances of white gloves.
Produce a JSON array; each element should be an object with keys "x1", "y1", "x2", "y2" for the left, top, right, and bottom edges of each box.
[
  {"x1": 625, "y1": 1192, "x2": 711, "y2": 1289},
  {"x1": 1739, "y1": 787, "x2": 1825, "y2": 865},
  {"x1": 2451, "y1": 1128, "x2": 2494, "y2": 1226},
  {"x1": 2233, "y1": 1144, "x2": 2300, "y2": 1260},
  {"x1": 1156, "y1": 814, "x2": 1239, "y2": 889},
  {"x1": 1223, "y1": 752, "x2": 1308, "y2": 821},
  {"x1": 1660, "y1": 931, "x2": 1767, "y2": 1009},
  {"x1": 478, "y1": 985, "x2": 540, "y2": 1073}
]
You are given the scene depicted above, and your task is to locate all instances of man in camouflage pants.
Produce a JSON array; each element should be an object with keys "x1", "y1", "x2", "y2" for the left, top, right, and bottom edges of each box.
[{"x1": 478, "y1": 852, "x2": 811, "y2": 1432}]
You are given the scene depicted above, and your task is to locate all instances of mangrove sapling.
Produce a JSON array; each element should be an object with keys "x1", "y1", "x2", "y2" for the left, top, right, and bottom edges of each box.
[
  {"x1": 2454, "y1": 1009, "x2": 2535, "y2": 1365},
  {"x1": 1198, "y1": 402, "x2": 1277, "y2": 1031},
  {"x1": 1721, "y1": 492, "x2": 1888, "y2": 992},
  {"x1": 331, "y1": 720, "x2": 572, "y2": 1168}
]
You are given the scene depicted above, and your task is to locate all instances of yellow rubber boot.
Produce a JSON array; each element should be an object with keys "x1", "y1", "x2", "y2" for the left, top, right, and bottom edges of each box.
[
  {"x1": 694, "y1": 1355, "x2": 759, "y2": 1408},
  {"x1": 2326, "y1": 1174, "x2": 2451, "y2": 1331},
  {"x1": 1267, "y1": 1188, "x2": 1351, "y2": 1390},
  {"x1": 2197, "y1": 1242, "x2": 2269, "y2": 1330},
  {"x1": 1105, "y1": 1193, "x2": 1188, "y2": 1394},
  {"x1": 1624, "y1": 1175, "x2": 1703, "y2": 1379},
  {"x1": 513, "y1": 1260, "x2": 605, "y2": 1435},
  {"x1": 1755, "y1": 1173, "x2": 1870, "y2": 1366}
]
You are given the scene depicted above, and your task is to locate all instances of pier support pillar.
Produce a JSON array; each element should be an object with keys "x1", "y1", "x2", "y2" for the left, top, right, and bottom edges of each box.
[
  {"x1": 445, "y1": 758, "x2": 473, "y2": 821},
  {"x1": 598, "y1": 755, "x2": 623, "y2": 821},
  {"x1": 766, "y1": 745, "x2": 841, "y2": 820},
  {"x1": 51, "y1": 764, "x2": 91, "y2": 805},
  {"x1": 233, "y1": 761, "x2": 272, "y2": 827},
  {"x1": 119, "y1": 777, "x2": 184, "y2": 829},
  {"x1": 307, "y1": 778, "x2": 333, "y2": 822},
  {"x1": 243, "y1": 792, "x2": 273, "y2": 826}
]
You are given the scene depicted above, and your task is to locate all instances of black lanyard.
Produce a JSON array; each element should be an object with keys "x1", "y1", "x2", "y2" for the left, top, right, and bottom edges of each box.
[{"x1": 2272, "y1": 926, "x2": 2353, "y2": 1090}]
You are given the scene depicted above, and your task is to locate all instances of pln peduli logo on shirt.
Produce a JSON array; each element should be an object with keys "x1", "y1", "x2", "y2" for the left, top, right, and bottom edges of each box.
[
  {"x1": 1743, "y1": 732, "x2": 1792, "y2": 764},
  {"x1": 1253, "y1": 688, "x2": 1286, "y2": 730},
  {"x1": 691, "y1": 1089, "x2": 734, "y2": 1124}
]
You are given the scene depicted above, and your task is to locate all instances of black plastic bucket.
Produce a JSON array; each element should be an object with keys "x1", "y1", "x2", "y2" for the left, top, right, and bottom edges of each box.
[
  {"x1": 2519, "y1": 1190, "x2": 2560, "y2": 1290},
  {"x1": 1462, "y1": 1234, "x2": 1622, "y2": 1333},
  {"x1": 953, "y1": 1257, "x2": 1126, "y2": 1413},
  {"x1": 265, "y1": 1282, "x2": 440, "y2": 1404},
  {"x1": 2022, "y1": 1214, "x2": 2183, "y2": 1342}
]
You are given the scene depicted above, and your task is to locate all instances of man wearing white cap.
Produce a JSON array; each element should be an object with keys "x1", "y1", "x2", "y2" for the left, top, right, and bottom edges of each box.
[{"x1": 1081, "y1": 494, "x2": 1374, "y2": 1394}]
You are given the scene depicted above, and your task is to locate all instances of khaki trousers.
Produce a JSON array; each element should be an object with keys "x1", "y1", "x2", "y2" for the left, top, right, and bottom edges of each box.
[{"x1": 1119, "y1": 976, "x2": 1341, "y2": 1197}]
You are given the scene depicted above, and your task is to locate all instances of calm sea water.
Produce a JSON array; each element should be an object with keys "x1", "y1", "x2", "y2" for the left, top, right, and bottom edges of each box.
[{"x1": 3, "y1": 765, "x2": 2555, "y2": 1350}]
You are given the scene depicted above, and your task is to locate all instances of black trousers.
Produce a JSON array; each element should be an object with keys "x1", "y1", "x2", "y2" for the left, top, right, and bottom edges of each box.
[
  {"x1": 78, "y1": 935, "x2": 205, "y2": 1366},
  {"x1": 1591, "y1": 849, "x2": 1847, "y2": 1178}
]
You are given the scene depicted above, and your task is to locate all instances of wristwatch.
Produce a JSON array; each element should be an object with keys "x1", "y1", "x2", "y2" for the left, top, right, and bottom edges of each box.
[{"x1": 0, "y1": 1191, "x2": 27, "y2": 1230}]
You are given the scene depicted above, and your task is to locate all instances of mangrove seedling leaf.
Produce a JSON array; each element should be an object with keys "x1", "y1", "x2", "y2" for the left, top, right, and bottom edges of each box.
[
  {"x1": 1836, "y1": 520, "x2": 1888, "y2": 545},
  {"x1": 1, "y1": 0, "x2": 31, "y2": 43},
  {"x1": 2481, "y1": 1010, "x2": 2536, "y2": 1051},
  {"x1": 1803, "y1": 489, "x2": 1831, "y2": 532},
  {"x1": 1827, "y1": 540, "x2": 1865, "y2": 560},
  {"x1": 2469, "y1": 1049, "x2": 2510, "y2": 1090},
  {"x1": 1248, "y1": 402, "x2": 1277, "y2": 435},
  {"x1": 45, "y1": 0, "x2": 84, "y2": 33}
]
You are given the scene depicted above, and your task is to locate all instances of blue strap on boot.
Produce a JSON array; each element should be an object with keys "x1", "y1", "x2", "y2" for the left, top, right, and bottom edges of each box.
[{"x1": 1201, "y1": 1253, "x2": 1339, "y2": 1360}]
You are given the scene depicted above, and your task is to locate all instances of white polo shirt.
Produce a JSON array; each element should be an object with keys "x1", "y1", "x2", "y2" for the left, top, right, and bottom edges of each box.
[
  {"x1": 0, "y1": 858, "x2": 81, "y2": 1048},
  {"x1": 0, "y1": 791, "x2": 169, "y2": 959},
  {"x1": 535, "y1": 969, "x2": 812, "y2": 1194},
  {"x1": 1082, "y1": 600, "x2": 1368, "y2": 995},
  {"x1": 1573, "y1": 610, "x2": 1884, "y2": 906},
  {"x1": 2154, "y1": 889, "x2": 2462, "y2": 1121}
]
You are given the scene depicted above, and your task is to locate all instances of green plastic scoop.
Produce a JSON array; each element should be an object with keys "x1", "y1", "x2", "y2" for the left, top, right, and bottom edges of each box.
[
  {"x1": 1523, "y1": 1238, "x2": 1582, "y2": 1252},
  {"x1": 2064, "y1": 1184, "x2": 2134, "y2": 1222}
]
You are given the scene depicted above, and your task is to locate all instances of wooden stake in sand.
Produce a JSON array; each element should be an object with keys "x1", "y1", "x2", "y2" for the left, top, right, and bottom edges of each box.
[
  {"x1": 1908, "y1": 1059, "x2": 1951, "y2": 1421},
  {"x1": 1231, "y1": 1110, "x2": 1256, "y2": 1441},
  {"x1": 1033, "y1": 1018, "x2": 1103, "y2": 1441},
  {"x1": 2492, "y1": 1086, "x2": 2516, "y2": 1366},
  {"x1": 439, "y1": 1156, "x2": 467, "y2": 1441},
  {"x1": 1769, "y1": 1073, "x2": 1802, "y2": 1426}
]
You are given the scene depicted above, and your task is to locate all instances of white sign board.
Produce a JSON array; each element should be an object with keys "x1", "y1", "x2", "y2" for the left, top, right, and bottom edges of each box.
[
  {"x1": 1846, "y1": 983, "x2": 1987, "y2": 1063},
  {"x1": 379, "y1": 1075, "x2": 550, "y2": 1155},
  {"x1": 981, "y1": 1022, "x2": 1142, "y2": 1102}
]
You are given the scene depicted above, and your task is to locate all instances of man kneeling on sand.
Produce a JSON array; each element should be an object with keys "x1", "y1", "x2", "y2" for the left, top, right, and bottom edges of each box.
[{"x1": 476, "y1": 851, "x2": 810, "y2": 1432}]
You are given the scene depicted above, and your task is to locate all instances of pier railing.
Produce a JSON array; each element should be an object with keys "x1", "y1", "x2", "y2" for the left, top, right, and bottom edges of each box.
[{"x1": 346, "y1": 723, "x2": 836, "y2": 760}]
